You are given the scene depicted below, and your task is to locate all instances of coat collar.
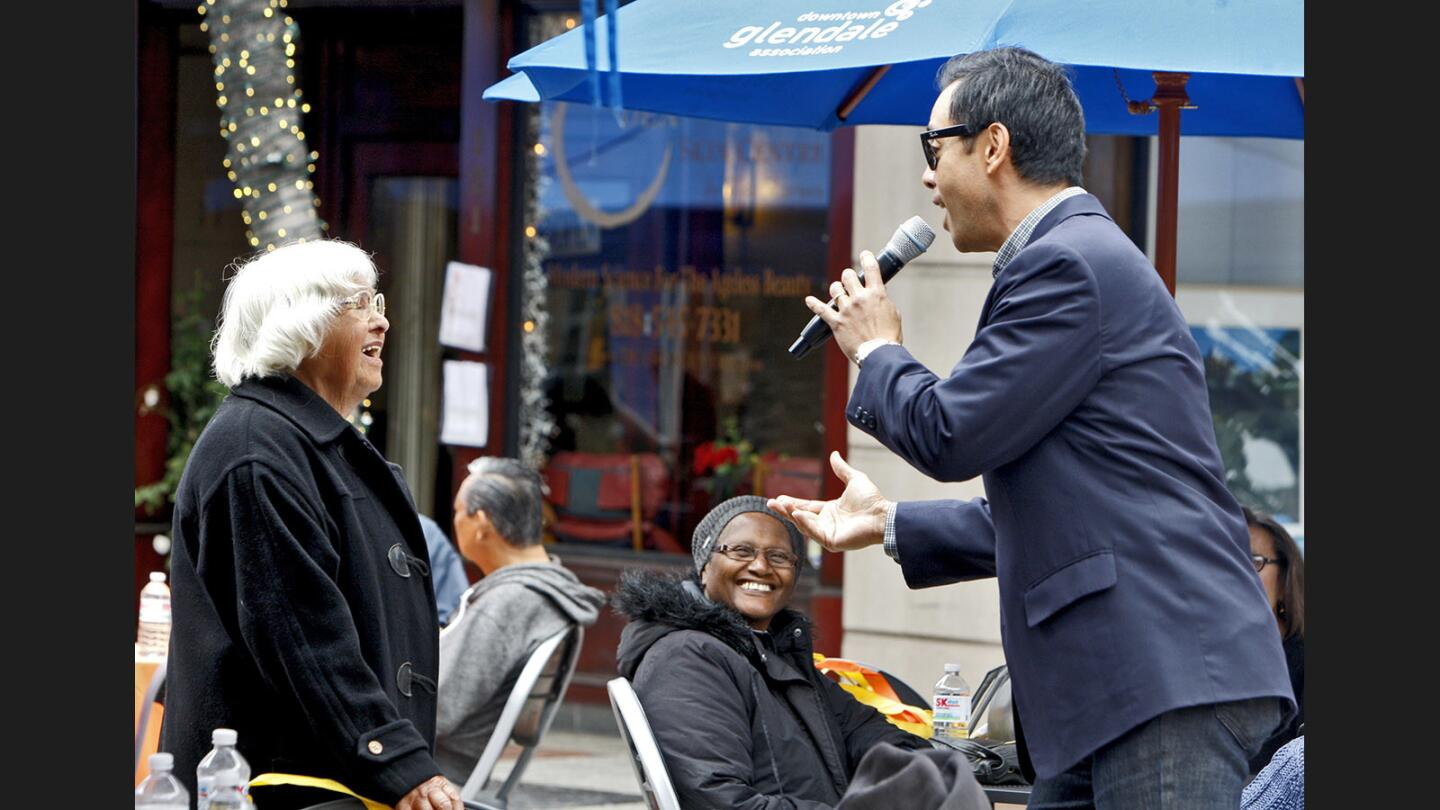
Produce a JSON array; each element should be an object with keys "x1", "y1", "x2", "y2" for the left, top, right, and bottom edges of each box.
[
  {"x1": 1025, "y1": 192, "x2": 1113, "y2": 246},
  {"x1": 230, "y1": 374, "x2": 353, "y2": 445},
  {"x1": 613, "y1": 571, "x2": 815, "y2": 677}
]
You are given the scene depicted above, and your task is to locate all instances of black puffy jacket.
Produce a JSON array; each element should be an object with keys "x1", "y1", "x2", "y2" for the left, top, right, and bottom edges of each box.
[{"x1": 614, "y1": 571, "x2": 928, "y2": 810}]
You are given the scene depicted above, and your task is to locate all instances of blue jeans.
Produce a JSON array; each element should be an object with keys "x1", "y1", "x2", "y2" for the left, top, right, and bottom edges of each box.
[{"x1": 1027, "y1": 698, "x2": 1285, "y2": 810}]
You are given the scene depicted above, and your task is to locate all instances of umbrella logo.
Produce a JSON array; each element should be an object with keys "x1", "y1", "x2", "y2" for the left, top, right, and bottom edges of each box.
[{"x1": 723, "y1": 0, "x2": 933, "y2": 56}]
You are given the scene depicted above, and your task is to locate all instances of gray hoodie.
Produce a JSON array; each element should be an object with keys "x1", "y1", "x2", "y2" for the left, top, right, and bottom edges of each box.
[{"x1": 434, "y1": 557, "x2": 606, "y2": 783}]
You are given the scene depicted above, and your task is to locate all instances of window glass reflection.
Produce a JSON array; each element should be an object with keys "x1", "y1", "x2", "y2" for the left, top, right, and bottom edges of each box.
[{"x1": 536, "y1": 101, "x2": 833, "y2": 551}]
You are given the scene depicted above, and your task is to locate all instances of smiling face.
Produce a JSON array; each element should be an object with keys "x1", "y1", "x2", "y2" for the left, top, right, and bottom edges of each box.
[
  {"x1": 700, "y1": 512, "x2": 799, "y2": 631},
  {"x1": 295, "y1": 292, "x2": 388, "y2": 415}
]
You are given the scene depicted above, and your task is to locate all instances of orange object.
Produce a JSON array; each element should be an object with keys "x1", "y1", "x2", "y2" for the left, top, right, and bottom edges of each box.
[
  {"x1": 135, "y1": 658, "x2": 166, "y2": 786},
  {"x1": 812, "y1": 654, "x2": 933, "y2": 738}
]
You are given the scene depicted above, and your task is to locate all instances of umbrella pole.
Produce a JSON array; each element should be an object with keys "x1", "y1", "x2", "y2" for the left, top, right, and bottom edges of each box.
[{"x1": 1151, "y1": 72, "x2": 1190, "y2": 298}]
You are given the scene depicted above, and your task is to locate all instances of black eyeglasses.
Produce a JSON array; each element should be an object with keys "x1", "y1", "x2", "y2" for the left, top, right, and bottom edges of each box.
[
  {"x1": 713, "y1": 544, "x2": 801, "y2": 570},
  {"x1": 919, "y1": 123, "x2": 983, "y2": 170},
  {"x1": 1251, "y1": 555, "x2": 1283, "y2": 574}
]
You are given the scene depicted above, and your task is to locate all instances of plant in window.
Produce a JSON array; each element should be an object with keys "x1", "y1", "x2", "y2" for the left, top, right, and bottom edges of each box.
[
  {"x1": 692, "y1": 416, "x2": 780, "y2": 504},
  {"x1": 135, "y1": 290, "x2": 230, "y2": 515}
]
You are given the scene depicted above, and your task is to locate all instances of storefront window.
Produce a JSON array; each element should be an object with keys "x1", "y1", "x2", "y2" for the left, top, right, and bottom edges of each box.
[
  {"x1": 529, "y1": 99, "x2": 833, "y2": 553},
  {"x1": 1173, "y1": 137, "x2": 1304, "y2": 528}
]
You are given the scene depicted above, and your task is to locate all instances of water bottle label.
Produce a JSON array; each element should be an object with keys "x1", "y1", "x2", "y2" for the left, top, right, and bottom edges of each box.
[
  {"x1": 140, "y1": 592, "x2": 172, "y2": 623},
  {"x1": 197, "y1": 781, "x2": 250, "y2": 807},
  {"x1": 933, "y1": 694, "x2": 971, "y2": 723}
]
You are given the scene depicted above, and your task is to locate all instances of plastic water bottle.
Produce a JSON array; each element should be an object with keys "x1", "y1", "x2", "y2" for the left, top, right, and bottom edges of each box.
[
  {"x1": 136, "y1": 752, "x2": 189, "y2": 809},
  {"x1": 136, "y1": 571, "x2": 172, "y2": 660},
  {"x1": 932, "y1": 663, "x2": 973, "y2": 742},
  {"x1": 196, "y1": 728, "x2": 251, "y2": 809}
]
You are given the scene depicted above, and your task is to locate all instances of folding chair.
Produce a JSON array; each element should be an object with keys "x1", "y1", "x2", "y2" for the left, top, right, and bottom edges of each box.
[
  {"x1": 606, "y1": 677, "x2": 681, "y2": 810},
  {"x1": 458, "y1": 623, "x2": 585, "y2": 808},
  {"x1": 134, "y1": 658, "x2": 167, "y2": 778}
]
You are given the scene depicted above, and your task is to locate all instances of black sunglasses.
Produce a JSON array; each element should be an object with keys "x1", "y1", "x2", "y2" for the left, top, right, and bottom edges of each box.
[{"x1": 919, "y1": 122, "x2": 984, "y2": 170}]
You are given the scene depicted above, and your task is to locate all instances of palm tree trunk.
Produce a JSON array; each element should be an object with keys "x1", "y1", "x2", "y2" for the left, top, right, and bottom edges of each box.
[{"x1": 200, "y1": 0, "x2": 322, "y2": 250}]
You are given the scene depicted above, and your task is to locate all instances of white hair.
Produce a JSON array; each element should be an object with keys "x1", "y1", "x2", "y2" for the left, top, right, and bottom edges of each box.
[{"x1": 211, "y1": 240, "x2": 378, "y2": 388}]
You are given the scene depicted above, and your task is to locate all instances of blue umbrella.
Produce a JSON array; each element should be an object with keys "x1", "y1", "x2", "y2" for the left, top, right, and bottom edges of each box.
[{"x1": 485, "y1": 0, "x2": 1303, "y2": 288}]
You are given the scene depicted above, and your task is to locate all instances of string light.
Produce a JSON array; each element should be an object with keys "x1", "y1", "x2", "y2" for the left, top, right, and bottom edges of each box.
[{"x1": 204, "y1": 0, "x2": 322, "y2": 250}]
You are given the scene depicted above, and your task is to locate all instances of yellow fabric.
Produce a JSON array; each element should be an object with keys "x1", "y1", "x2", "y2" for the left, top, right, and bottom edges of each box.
[
  {"x1": 249, "y1": 772, "x2": 389, "y2": 810},
  {"x1": 813, "y1": 653, "x2": 933, "y2": 739}
]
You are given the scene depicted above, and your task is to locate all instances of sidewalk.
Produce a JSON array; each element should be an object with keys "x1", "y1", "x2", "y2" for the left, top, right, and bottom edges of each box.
[{"x1": 484, "y1": 729, "x2": 645, "y2": 810}]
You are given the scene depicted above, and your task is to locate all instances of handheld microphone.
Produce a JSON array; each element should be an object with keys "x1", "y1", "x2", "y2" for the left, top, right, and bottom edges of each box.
[{"x1": 788, "y1": 216, "x2": 936, "y2": 359}]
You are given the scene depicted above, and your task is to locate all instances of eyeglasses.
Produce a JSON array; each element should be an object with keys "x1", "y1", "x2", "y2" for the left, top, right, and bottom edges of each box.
[
  {"x1": 340, "y1": 289, "x2": 386, "y2": 318},
  {"x1": 1251, "y1": 555, "x2": 1283, "y2": 573},
  {"x1": 919, "y1": 122, "x2": 983, "y2": 170},
  {"x1": 713, "y1": 543, "x2": 801, "y2": 570}
]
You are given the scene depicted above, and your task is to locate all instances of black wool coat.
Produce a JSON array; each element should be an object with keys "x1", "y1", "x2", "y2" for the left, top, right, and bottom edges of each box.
[
  {"x1": 614, "y1": 572, "x2": 928, "y2": 810},
  {"x1": 159, "y1": 375, "x2": 443, "y2": 807}
]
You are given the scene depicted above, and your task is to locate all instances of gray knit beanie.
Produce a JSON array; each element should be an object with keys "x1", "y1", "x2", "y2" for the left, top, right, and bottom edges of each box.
[{"x1": 691, "y1": 495, "x2": 806, "y2": 574}]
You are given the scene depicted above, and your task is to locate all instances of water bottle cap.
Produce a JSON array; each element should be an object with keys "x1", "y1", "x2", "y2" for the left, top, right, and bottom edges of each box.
[
  {"x1": 212, "y1": 728, "x2": 238, "y2": 745},
  {"x1": 149, "y1": 752, "x2": 173, "y2": 771},
  {"x1": 943, "y1": 663, "x2": 962, "y2": 673},
  {"x1": 150, "y1": 571, "x2": 167, "y2": 583}
]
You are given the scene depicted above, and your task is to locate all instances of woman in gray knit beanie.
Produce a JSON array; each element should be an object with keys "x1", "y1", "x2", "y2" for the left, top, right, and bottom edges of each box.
[
  {"x1": 691, "y1": 494, "x2": 807, "y2": 631},
  {"x1": 611, "y1": 498, "x2": 933, "y2": 809}
]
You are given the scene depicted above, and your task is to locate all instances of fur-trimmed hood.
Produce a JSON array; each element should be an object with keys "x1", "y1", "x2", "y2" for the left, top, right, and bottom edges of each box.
[
  {"x1": 612, "y1": 569, "x2": 809, "y2": 679},
  {"x1": 610, "y1": 570, "x2": 930, "y2": 807}
]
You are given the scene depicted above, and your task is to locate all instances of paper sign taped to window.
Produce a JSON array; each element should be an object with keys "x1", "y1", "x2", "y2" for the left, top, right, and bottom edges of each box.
[
  {"x1": 438, "y1": 261, "x2": 492, "y2": 352},
  {"x1": 440, "y1": 360, "x2": 488, "y2": 448}
]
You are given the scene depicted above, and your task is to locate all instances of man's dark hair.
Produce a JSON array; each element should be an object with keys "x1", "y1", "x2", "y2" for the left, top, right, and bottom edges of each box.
[
  {"x1": 461, "y1": 457, "x2": 544, "y2": 548},
  {"x1": 936, "y1": 47, "x2": 1087, "y2": 187}
]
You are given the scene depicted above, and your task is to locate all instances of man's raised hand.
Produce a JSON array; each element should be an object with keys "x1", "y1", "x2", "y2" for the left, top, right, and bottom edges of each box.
[{"x1": 768, "y1": 451, "x2": 892, "y2": 553}]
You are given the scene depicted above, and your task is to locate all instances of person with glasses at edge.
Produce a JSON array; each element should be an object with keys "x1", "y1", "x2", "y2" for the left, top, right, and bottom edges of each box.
[
  {"x1": 613, "y1": 495, "x2": 939, "y2": 809},
  {"x1": 161, "y1": 240, "x2": 463, "y2": 810},
  {"x1": 1243, "y1": 507, "x2": 1305, "y2": 776},
  {"x1": 769, "y1": 46, "x2": 1294, "y2": 809}
]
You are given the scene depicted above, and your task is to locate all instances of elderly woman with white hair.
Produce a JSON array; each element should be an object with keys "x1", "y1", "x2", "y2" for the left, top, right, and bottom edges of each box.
[{"x1": 159, "y1": 240, "x2": 462, "y2": 810}]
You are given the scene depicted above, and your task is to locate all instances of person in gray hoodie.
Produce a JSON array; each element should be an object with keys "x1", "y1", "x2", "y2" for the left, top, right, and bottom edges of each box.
[{"x1": 434, "y1": 457, "x2": 606, "y2": 784}]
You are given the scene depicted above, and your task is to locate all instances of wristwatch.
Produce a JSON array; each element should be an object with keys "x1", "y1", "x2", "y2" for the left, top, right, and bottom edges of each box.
[{"x1": 855, "y1": 338, "x2": 899, "y2": 366}]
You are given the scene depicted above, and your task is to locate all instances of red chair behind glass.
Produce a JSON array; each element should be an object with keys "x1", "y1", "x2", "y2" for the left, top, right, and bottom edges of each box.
[
  {"x1": 755, "y1": 456, "x2": 824, "y2": 501},
  {"x1": 542, "y1": 452, "x2": 685, "y2": 554}
]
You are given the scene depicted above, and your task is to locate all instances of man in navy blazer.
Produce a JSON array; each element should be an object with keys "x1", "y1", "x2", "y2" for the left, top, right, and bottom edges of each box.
[{"x1": 771, "y1": 47, "x2": 1294, "y2": 808}]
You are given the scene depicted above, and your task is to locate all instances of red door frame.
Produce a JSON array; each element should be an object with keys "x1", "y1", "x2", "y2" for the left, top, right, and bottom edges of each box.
[
  {"x1": 135, "y1": 6, "x2": 177, "y2": 606},
  {"x1": 451, "y1": 0, "x2": 516, "y2": 493},
  {"x1": 812, "y1": 127, "x2": 857, "y2": 652}
]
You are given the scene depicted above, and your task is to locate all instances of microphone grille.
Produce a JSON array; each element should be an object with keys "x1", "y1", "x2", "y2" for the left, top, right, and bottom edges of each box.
[{"x1": 886, "y1": 216, "x2": 937, "y2": 263}]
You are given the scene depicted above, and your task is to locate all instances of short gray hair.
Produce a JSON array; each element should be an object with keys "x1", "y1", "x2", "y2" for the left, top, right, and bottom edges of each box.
[
  {"x1": 461, "y1": 457, "x2": 544, "y2": 547},
  {"x1": 211, "y1": 240, "x2": 378, "y2": 388}
]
